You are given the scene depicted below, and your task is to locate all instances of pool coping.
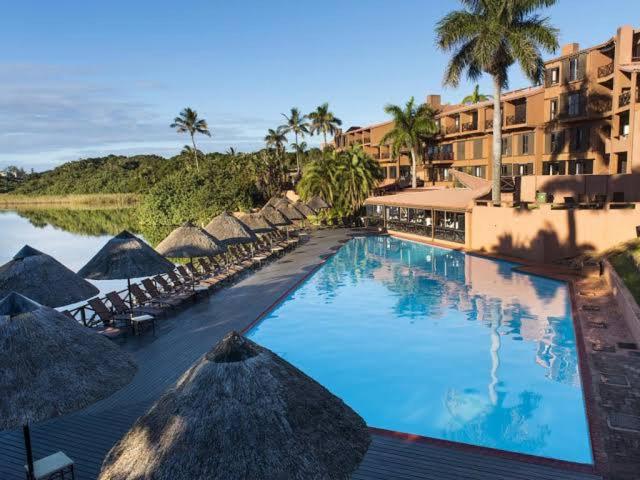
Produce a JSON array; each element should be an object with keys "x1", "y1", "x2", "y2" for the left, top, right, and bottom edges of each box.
[{"x1": 242, "y1": 232, "x2": 602, "y2": 477}]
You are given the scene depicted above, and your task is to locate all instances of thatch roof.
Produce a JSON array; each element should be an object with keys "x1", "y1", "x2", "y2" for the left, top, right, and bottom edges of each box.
[
  {"x1": 99, "y1": 332, "x2": 370, "y2": 480},
  {"x1": 0, "y1": 245, "x2": 99, "y2": 308},
  {"x1": 155, "y1": 222, "x2": 225, "y2": 259},
  {"x1": 260, "y1": 205, "x2": 292, "y2": 227},
  {"x1": 307, "y1": 196, "x2": 330, "y2": 210},
  {"x1": 294, "y1": 201, "x2": 316, "y2": 217},
  {"x1": 78, "y1": 231, "x2": 175, "y2": 280},
  {"x1": 204, "y1": 212, "x2": 258, "y2": 246},
  {"x1": 265, "y1": 196, "x2": 288, "y2": 208},
  {"x1": 274, "y1": 199, "x2": 306, "y2": 221},
  {"x1": 0, "y1": 292, "x2": 136, "y2": 429},
  {"x1": 232, "y1": 212, "x2": 275, "y2": 234}
]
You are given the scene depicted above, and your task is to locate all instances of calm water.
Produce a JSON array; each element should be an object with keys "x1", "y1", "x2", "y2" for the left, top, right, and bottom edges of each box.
[
  {"x1": 1, "y1": 208, "x2": 142, "y2": 305},
  {"x1": 248, "y1": 235, "x2": 593, "y2": 464}
]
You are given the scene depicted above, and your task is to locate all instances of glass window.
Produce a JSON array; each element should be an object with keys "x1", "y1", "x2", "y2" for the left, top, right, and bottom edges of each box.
[
  {"x1": 521, "y1": 134, "x2": 530, "y2": 155},
  {"x1": 549, "y1": 67, "x2": 560, "y2": 84},
  {"x1": 568, "y1": 93, "x2": 581, "y2": 116},
  {"x1": 399, "y1": 208, "x2": 409, "y2": 222},
  {"x1": 550, "y1": 99, "x2": 558, "y2": 120},
  {"x1": 386, "y1": 206, "x2": 400, "y2": 221},
  {"x1": 388, "y1": 166, "x2": 397, "y2": 178},
  {"x1": 569, "y1": 57, "x2": 579, "y2": 81},
  {"x1": 543, "y1": 161, "x2": 565, "y2": 175}
]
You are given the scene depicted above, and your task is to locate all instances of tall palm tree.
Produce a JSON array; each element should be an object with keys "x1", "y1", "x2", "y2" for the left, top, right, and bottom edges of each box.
[
  {"x1": 335, "y1": 145, "x2": 384, "y2": 216},
  {"x1": 462, "y1": 84, "x2": 492, "y2": 104},
  {"x1": 280, "y1": 108, "x2": 309, "y2": 176},
  {"x1": 308, "y1": 102, "x2": 342, "y2": 149},
  {"x1": 170, "y1": 107, "x2": 211, "y2": 171},
  {"x1": 379, "y1": 97, "x2": 439, "y2": 189},
  {"x1": 225, "y1": 146, "x2": 237, "y2": 156},
  {"x1": 436, "y1": 0, "x2": 558, "y2": 204},
  {"x1": 264, "y1": 127, "x2": 288, "y2": 157}
]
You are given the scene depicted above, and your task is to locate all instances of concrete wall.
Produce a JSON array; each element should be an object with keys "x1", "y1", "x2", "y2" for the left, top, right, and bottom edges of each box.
[
  {"x1": 470, "y1": 203, "x2": 640, "y2": 262},
  {"x1": 604, "y1": 259, "x2": 640, "y2": 342},
  {"x1": 520, "y1": 173, "x2": 640, "y2": 202}
]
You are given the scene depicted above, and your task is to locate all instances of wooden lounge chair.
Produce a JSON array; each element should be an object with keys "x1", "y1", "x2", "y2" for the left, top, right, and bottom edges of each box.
[
  {"x1": 129, "y1": 283, "x2": 176, "y2": 311},
  {"x1": 141, "y1": 278, "x2": 191, "y2": 306},
  {"x1": 88, "y1": 297, "x2": 155, "y2": 335},
  {"x1": 154, "y1": 275, "x2": 196, "y2": 300},
  {"x1": 198, "y1": 258, "x2": 233, "y2": 284},
  {"x1": 185, "y1": 262, "x2": 224, "y2": 288},
  {"x1": 106, "y1": 291, "x2": 163, "y2": 317},
  {"x1": 175, "y1": 265, "x2": 211, "y2": 293},
  {"x1": 167, "y1": 269, "x2": 195, "y2": 290}
]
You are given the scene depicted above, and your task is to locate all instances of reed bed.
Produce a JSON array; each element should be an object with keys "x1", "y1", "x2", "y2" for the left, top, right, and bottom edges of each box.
[{"x1": 0, "y1": 193, "x2": 140, "y2": 208}]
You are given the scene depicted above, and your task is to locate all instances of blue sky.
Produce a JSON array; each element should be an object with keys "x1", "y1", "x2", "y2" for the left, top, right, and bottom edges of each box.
[{"x1": 1, "y1": 0, "x2": 638, "y2": 170}]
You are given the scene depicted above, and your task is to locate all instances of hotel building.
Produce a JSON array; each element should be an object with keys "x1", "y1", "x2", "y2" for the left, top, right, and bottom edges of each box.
[{"x1": 335, "y1": 25, "x2": 640, "y2": 187}]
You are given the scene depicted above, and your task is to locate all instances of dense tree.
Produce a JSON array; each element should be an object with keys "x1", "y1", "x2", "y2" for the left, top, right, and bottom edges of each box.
[
  {"x1": 280, "y1": 108, "x2": 309, "y2": 176},
  {"x1": 436, "y1": 0, "x2": 558, "y2": 203},
  {"x1": 170, "y1": 107, "x2": 211, "y2": 171},
  {"x1": 264, "y1": 127, "x2": 288, "y2": 157},
  {"x1": 379, "y1": 97, "x2": 438, "y2": 189},
  {"x1": 308, "y1": 103, "x2": 342, "y2": 149}
]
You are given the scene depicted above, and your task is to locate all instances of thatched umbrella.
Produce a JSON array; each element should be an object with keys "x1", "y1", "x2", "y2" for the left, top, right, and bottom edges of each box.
[
  {"x1": 260, "y1": 205, "x2": 292, "y2": 228},
  {"x1": 232, "y1": 212, "x2": 275, "y2": 235},
  {"x1": 0, "y1": 292, "x2": 136, "y2": 479},
  {"x1": 274, "y1": 199, "x2": 306, "y2": 221},
  {"x1": 99, "y1": 332, "x2": 370, "y2": 480},
  {"x1": 78, "y1": 230, "x2": 175, "y2": 308},
  {"x1": 294, "y1": 201, "x2": 316, "y2": 217},
  {"x1": 204, "y1": 212, "x2": 257, "y2": 246},
  {"x1": 265, "y1": 196, "x2": 287, "y2": 208},
  {"x1": 155, "y1": 222, "x2": 225, "y2": 260},
  {"x1": 307, "y1": 196, "x2": 331, "y2": 210},
  {"x1": 0, "y1": 245, "x2": 99, "y2": 308}
]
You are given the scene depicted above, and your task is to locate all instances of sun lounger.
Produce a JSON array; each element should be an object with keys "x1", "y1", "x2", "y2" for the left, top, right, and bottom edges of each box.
[
  {"x1": 129, "y1": 283, "x2": 176, "y2": 312},
  {"x1": 141, "y1": 278, "x2": 190, "y2": 306},
  {"x1": 106, "y1": 291, "x2": 163, "y2": 317},
  {"x1": 176, "y1": 266, "x2": 211, "y2": 292},
  {"x1": 154, "y1": 275, "x2": 196, "y2": 300},
  {"x1": 88, "y1": 297, "x2": 154, "y2": 335}
]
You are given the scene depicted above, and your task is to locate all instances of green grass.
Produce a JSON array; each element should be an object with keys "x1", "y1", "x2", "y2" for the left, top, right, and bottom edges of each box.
[
  {"x1": 0, "y1": 193, "x2": 140, "y2": 208},
  {"x1": 608, "y1": 239, "x2": 640, "y2": 305}
]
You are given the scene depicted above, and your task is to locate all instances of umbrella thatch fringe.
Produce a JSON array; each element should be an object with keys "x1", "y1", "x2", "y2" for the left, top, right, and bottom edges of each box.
[
  {"x1": 99, "y1": 332, "x2": 370, "y2": 480},
  {"x1": 0, "y1": 245, "x2": 99, "y2": 308},
  {"x1": 78, "y1": 231, "x2": 174, "y2": 280},
  {"x1": 260, "y1": 206, "x2": 292, "y2": 227},
  {"x1": 307, "y1": 196, "x2": 330, "y2": 210},
  {"x1": 156, "y1": 222, "x2": 224, "y2": 258},
  {"x1": 232, "y1": 212, "x2": 275, "y2": 234},
  {"x1": 0, "y1": 293, "x2": 137, "y2": 429}
]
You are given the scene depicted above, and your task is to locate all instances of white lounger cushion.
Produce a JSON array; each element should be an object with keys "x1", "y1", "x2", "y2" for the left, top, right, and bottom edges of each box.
[
  {"x1": 26, "y1": 451, "x2": 73, "y2": 479},
  {"x1": 131, "y1": 314, "x2": 154, "y2": 323}
]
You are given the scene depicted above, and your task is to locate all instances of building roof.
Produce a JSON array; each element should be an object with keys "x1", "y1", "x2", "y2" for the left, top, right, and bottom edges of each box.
[{"x1": 365, "y1": 170, "x2": 490, "y2": 211}]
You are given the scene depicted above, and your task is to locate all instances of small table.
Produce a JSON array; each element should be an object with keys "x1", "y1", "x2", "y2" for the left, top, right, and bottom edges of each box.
[
  {"x1": 130, "y1": 314, "x2": 155, "y2": 335},
  {"x1": 25, "y1": 451, "x2": 75, "y2": 479}
]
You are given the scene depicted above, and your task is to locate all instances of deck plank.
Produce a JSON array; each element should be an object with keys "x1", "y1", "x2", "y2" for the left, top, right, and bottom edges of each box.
[{"x1": 0, "y1": 230, "x2": 601, "y2": 480}]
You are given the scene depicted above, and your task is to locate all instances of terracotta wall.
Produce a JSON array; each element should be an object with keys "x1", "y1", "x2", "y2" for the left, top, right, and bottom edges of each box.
[
  {"x1": 470, "y1": 204, "x2": 640, "y2": 262},
  {"x1": 520, "y1": 173, "x2": 640, "y2": 202}
]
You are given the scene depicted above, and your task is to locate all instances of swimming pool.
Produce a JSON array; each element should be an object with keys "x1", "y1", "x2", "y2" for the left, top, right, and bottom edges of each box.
[{"x1": 247, "y1": 235, "x2": 593, "y2": 464}]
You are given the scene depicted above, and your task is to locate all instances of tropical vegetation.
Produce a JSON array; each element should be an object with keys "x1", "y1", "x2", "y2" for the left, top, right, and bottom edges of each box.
[
  {"x1": 170, "y1": 108, "x2": 212, "y2": 171},
  {"x1": 379, "y1": 97, "x2": 438, "y2": 189},
  {"x1": 264, "y1": 127, "x2": 288, "y2": 156},
  {"x1": 280, "y1": 108, "x2": 309, "y2": 176},
  {"x1": 297, "y1": 145, "x2": 383, "y2": 222},
  {"x1": 308, "y1": 103, "x2": 342, "y2": 149},
  {"x1": 462, "y1": 84, "x2": 492, "y2": 104},
  {"x1": 436, "y1": 0, "x2": 559, "y2": 203}
]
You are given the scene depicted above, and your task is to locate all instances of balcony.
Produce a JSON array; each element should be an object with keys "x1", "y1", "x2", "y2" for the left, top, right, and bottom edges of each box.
[
  {"x1": 598, "y1": 62, "x2": 614, "y2": 78},
  {"x1": 505, "y1": 111, "x2": 526, "y2": 126},
  {"x1": 461, "y1": 122, "x2": 477, "y2": 132},
  {"x1": 445, "y1": 124, "x2": 460, "y2": 134},
  {"x1": 485, "y1": 119, "x2": 493, "y2": 129},
  {"x1": 363, "y1": 136, "x2": 371, "y2": 144},
  {"x1": 428, "y1": 151, "x2": 454, "y2": 161},
  {"x1": 619, "y1": 90, "x2": 631, "y2": 108}
]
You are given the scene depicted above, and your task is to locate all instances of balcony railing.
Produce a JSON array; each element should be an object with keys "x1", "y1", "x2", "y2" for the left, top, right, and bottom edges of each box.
[
  {"x1": 363, "y1": 136, "x2": 371, "y2": 144},
  {"x1": 445, "y1": 124, "x2": 460, "y2": 134},
  {"x1": 619, "y1": 90, "x2": 631, "y2": 108},
  {"x1": 427, "y1": 151, "x2": 454, "y2": 161},
  {"x1": 598, "y1": 62, "x2": 614, "y2": 78},
  {"x1": 485, "y1": 119, "x2": 493, "y2": 129},
  {"x1": 461, "y1": 122, "x2": 477, "y2": 132},
  {"x1": 506, "y1": 111, "x2": 527, "y2": 126}
]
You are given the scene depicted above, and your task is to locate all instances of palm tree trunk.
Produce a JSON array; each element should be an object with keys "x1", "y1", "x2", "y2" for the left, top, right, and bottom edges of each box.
[
  {"x1": 323, "y1": 130, "x2": 327, "y2": 150},
  {"x1": 492, "y1": 77, "x2": 502, "y2": 205},
  {"x1": 410, "y1": 148, "x2": 417, "y2": 189},
  {"x1": 191, "y1": 133, "x2": 199, "y2": 172},
  {"x1": 294, "y1": 131, "x2": 300, "y2": 176}
]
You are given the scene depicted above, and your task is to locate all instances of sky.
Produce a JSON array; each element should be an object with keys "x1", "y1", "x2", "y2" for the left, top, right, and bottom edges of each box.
[{"x1": 1, "y1": 0, "x2": 638, "y2": 171}]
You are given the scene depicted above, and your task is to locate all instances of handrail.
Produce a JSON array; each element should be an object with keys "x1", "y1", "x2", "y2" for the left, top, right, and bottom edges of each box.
[{"x1": 597, "y1": 62, "x2": 614, "y2": 78}]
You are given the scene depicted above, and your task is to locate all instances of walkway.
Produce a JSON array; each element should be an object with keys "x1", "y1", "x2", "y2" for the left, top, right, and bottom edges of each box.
[{"x1": 0, "y1": 230, "x2": 601, "y2": 480}]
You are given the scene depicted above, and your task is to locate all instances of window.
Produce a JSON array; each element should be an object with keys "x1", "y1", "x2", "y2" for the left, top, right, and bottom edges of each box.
[
  {"x1": 386, "y1": 206, "x2": 400, "y2": 221},
  {"x1": 618, "y1": 154, "x2": 628, "y2": 174},
  {"x1": 550, "y1": 99, "x2": 558, "y2": 120},
  {"x1": 501, "y1": 164, "x2": 513, "y2": 176},
  {"x1": 472, "y1": 166, "x2": 486, "y2": 178},
  {"x1": 569, "y1": 57, "x2": 579, "y2": 82},
  {"x1": 473, "y1": 139, "x2": 483, "y2": 159},
  {"x1": 388, "y1": 166, "x2": 397, "y2": 178},
  {"x1": 521, "y1": 133, "x2": 530, "y2": 155},
  {"x1": 501, "y1": 136, "x2": 511, "y2": 156},
  {"x1": 454, "y1": 116, "x2": 460, "y2": 128},
  {"x1": 543, "y1": 161, "x2": 566, "y2": 175},
  {"x1": 516, "y1": 163, "x2": 534, "y2": 176},
  {"x1": 568, "y1": 92, "x2": 582, "y2": 116},
  {"x1": 399, "y1": 166, "x2": 411, "y2": 179},
  {"x1": 571, "y1": 127, "x2": 589, "y2": 151},
  {"x1": 434, "y1": 211, "x2": 465, "y2": 243},
  {"x1": 548, "y1": 131, "x2": 564, "y2": 154},
  {"x1": 456, "y1": 141, "x2": 465, "y2": 160},
  {"x1": 568, "y1": 159, "x2": 594, "y2": 175},
  {"x1": 548, "y1": 67, "x2": 560, "y2": 85}
]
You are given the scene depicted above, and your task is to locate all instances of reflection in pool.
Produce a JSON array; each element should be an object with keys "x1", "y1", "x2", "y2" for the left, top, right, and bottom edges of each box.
[{"x1": 248, "y1": 235, "x2": 592, "y2": 464}]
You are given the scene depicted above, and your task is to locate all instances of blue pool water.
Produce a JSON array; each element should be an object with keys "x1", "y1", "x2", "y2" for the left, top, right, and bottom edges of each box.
[{"x1": 247, "y1": 236, "x2": 593, "y2": 464}]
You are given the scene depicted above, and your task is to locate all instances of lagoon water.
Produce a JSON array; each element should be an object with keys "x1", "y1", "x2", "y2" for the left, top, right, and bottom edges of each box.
[{"x1": 1, "y1": 208, "x2": 141, "y2": 304}]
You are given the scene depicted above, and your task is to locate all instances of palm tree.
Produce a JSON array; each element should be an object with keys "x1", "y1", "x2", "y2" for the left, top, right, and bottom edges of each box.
[
  {"x1": 436, "y1": 0, "x2": 558, "y2": 204},
  {"x1": 170, "y1": 107, "x2": 211, "y2": 171},
  {"x1": 335, "y1": 145, "x2": 384, "y2": 216},
  {"x1": 280, "y1": 108, "x2": 309, "y2": 176},
  {"x1": 379, "y1": 97, "x2": 439, "y2": 189},
  {"x1": 264, "y1": 127, "x2": 288, "y2": 157},
  {"x1": 225, "y1": 147, "x2": 237, "y2": 156},
  {"x1": 180, "y1": 145, "x2": 204, "y2": 165},
  {"x1": 308, "y1": 102, "x2": 342, "y2": 149},
  {"x1": 462, "y1": 84, "x2": 492, "y2": 104}
]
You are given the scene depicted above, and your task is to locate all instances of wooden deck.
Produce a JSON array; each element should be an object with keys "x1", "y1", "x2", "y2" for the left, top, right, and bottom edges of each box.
[{"x1": 0, "y1": 230, "x2": 601, "y2": 480}]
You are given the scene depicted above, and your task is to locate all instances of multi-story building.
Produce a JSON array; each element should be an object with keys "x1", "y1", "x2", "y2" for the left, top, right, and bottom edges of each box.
[{"x1": 334, "y1": 25, "x2": 640, "y2": 186}]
